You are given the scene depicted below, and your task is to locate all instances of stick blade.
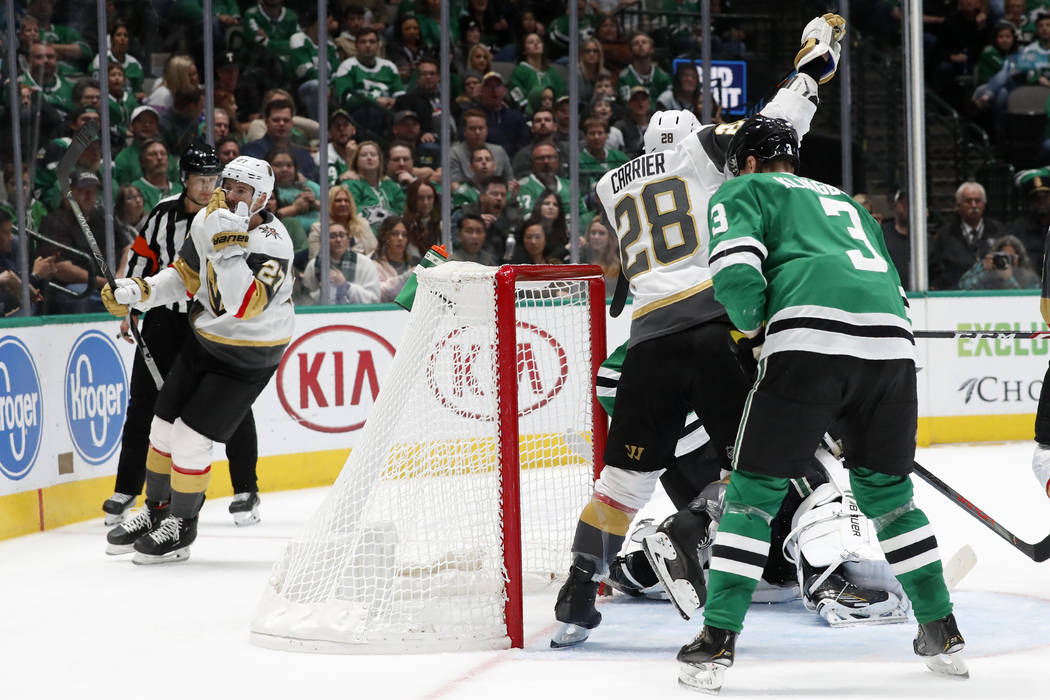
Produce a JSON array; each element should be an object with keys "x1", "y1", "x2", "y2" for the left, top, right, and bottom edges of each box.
[
  {"x1": 944, "y1": 544, "x2": 977, "y2": 590},
  {"x1": 55, "y1": 119, "x2": 101, "y2": 193}
]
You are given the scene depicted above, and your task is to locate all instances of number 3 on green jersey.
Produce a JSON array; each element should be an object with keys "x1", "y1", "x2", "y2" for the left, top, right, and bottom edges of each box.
[{"x1": 709, "y1": 195, "x2": 888, "y2": 274}]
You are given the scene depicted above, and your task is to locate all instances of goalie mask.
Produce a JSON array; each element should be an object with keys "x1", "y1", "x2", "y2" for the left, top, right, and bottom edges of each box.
[
  {"x1": 221, "y1": 155, "x2": 275, "y2": 215},
  {"x1": 725, "y1": 115, "x2": 800, "y2": 177},
  {"x1": 643, "y1": 110, "x2": 701, "y2": 154}
]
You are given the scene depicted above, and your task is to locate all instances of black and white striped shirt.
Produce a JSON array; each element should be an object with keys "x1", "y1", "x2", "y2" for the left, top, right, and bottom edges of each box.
[{"x1": 126, "y1": 192, "x2": 193, "y2": 313}]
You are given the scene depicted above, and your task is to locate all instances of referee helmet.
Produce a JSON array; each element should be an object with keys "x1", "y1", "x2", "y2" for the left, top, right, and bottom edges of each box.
[{"x1": 181, "y1": 142, "x2": 223, "y2": 180}]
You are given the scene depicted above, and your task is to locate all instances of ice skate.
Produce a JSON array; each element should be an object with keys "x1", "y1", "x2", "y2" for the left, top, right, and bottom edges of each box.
[
  {"x1": 804, "y1": 570, "x2": 907, "y2": 627},
  {"x1": 914, "y1": 613, "x2": 968, "y2": 678},
  {"x1": 605, "y1": 550, "x2": 667, "y2": 599},
  {"x1": 105, "y1": 501, "x2": 167, "y2": 555},
  {"x1": 102, "y1": 493, "x2": 137, "y2": 525},
  {"x1": 132, "y1": 514, "x2": 197, "y2": 565},
  {"x1": 550, "y1": 557, "x2": 602, "y2": 648},
  {"x1": 677, "y1": 625, "x2": 736, "y2": 693},
  {"x1": 641, "y1": 530, "x2": 706, "y2": 620},
  {"x1": 229, "y1": 491, "x2": 261, "y2": 526}
]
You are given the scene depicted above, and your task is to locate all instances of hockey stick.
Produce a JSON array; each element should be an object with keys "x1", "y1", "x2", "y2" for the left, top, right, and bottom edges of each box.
[
  {"x1": 914, "y1": 329, "x2": 1050, "y2": 340},
  {"x1": 54, "y1": 119, "x2": 100, "y2": 194},
  {"x1": 65, "y1": 194, "x2": 164, "y2": 390},
  {"x1": 911, "y1": 461, "x2": 1050, "y2": 562}
]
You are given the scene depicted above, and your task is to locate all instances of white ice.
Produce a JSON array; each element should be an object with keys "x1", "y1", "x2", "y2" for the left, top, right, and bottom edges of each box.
[{"x1": 3, "y1": 441, "x2": 1049, "y2": 699}]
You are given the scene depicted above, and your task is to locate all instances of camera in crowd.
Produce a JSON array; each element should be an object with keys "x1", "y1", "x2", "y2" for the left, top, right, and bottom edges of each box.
[{"x1": 992, "y1": 252, "x2": 1013, "y2": 269}]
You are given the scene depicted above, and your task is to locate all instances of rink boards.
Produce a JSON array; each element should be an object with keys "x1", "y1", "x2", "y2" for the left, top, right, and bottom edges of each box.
[{"x1": 0, "y1": 290, "x2": 1045, "y2": 538}]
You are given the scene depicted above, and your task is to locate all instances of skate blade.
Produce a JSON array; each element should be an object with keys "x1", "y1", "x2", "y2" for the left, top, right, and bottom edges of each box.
[
  {"x1": 819, "y1": 605, "x2": 909, "y2": 628},
  {"x1": 642, "y1": 532, "x2": 700, "y2": 621},
  {"x1": 923, "y1": 652, "x2": 969, "y2": 679},
  {"x1": 105, "y1": 543, "x2": 134, "y2": 555},
  {"x1": 103, "y1": 513, "x2": 128, "y2": 526},
  {"x1": 550, "y1": 622, "x2": 592, "y2": 648},
  {"x1": 232, "y1": 507, "x2": 261, "y2": 527},
  {"x1": 132, "y1": 547, "x2": 190, "y2": 565},
  {"x1": 678, "y1": 662, "x2": 725, "y2": 694}
]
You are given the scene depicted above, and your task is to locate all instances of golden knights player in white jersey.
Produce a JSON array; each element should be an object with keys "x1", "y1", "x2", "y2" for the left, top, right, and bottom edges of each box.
[
  {"x1": 551, "y1": 13, "x2": 848, "y2": 647},
  {"x1": 101, "y1": 156, "x2": 294, "y2": 563}
]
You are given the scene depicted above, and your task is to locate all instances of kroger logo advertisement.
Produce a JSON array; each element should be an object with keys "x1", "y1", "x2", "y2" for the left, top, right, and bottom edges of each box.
[
  {"x1": 64, "y1": 330, "x2": 128, "y2": 465},
  {"x1": 0, "y1": 336, "x2": 43, "y2": 480}
]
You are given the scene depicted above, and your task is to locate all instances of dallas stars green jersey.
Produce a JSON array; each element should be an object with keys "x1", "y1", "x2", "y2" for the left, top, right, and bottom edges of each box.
[
  {"x1": 708, "y1": 172, "x2": 914, "y2": 362},
  {"x1": 244, "y1": 3, "x2": 300, "y2": 54},
  {"x1": 617, "y1": 64, "x2": 671, "y2": 103},
  {"x1": 288, "y1": 32, "x2": 340, "y2": 82},
  {"x1": 508, "y1": 62, "x2": 567, "y2": 110},
  {"x1": 333, "y1": 57, "x2": 406, "y2": 108}
]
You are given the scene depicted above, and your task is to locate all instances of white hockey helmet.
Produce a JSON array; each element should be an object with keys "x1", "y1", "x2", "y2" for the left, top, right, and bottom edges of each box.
[
  {"x1": 221, "y1": 155, "x2": 275, "y2": 214},
  {"x1": 643, "y1": 110, "x2": 701, "y2": 154}
]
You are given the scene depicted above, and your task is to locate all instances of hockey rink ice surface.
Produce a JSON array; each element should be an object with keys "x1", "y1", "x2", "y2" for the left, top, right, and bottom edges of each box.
[{"x1": 3, "y1": 441, "x2": 1049, "y2": 699}]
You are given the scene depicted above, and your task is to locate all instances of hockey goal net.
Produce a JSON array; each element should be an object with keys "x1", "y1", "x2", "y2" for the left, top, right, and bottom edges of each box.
[{"x1": 251, "y1": 263, "x2": 607, "y2": 653}]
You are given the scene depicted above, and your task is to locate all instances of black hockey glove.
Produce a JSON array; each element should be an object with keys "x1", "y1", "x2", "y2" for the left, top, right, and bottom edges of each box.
[{"x1": 729, "y1": 326, "x2": 765, "y2": 380}]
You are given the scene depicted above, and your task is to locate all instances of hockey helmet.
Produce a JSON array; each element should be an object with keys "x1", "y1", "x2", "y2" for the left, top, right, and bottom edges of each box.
[
  {"x1": 180, "y1": 141, "x2": 222, "y2": 179},
  {"x1": 643, "y1": 110, "x2": 701, "y2": 154},
  {"x1": 221, "y1": 155, "x2": 275, "y2": 214},
  {"x1": 725, "y1": 115, "x2": 799, "y2": 177}
]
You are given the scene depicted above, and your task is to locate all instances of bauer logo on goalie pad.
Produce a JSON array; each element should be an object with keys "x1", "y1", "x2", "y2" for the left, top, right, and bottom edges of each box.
[
  {"x1": 0, "y1": 336, "x2": 43, "y2": 480},
  {"x1": 63, "y1": 330, "x2": 129, "y2": 465},
  {"x1": 426, "y1": 322, "x2": 569, "y2": 421},
  {"x1": 276, "y1": 325, "x2": 397, "y2": 433}
]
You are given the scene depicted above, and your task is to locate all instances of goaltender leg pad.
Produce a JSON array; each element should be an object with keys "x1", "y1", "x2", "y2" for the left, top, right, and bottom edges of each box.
[{"x1": 849, "y1": 467, "x2": 952, "y2": 624}]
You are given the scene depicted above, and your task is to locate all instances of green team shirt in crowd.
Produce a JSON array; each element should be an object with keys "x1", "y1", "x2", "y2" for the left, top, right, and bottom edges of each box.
[
  {"x1": 452, "y1": 182, "x2": 480, "y2": 209},
  {"x1": 107, "y1": 90, "x2": 139, "y2": 136},
  {"x1": 579, "y1": 146, "x2": 629, "y2": 191},
  {"x1": 288, "y1": 32, "x2": 341, "y2": 82},
  {"x1": 90, "y1": 51, "x2": 146, "y2": 95},
  {"x1": 174, "y1": 0, "x2": 240, "y2": 22},
  {"x1": 244, "y1": 2, "x2": 300, "y2": 55},
  {"x1": 618, "y1": 64, "x2": 672, "y2": 103},
  {"x1": 509, "y1": 62, "x2": 567, "y2": 110},
  {"x1": 347, "y1": 177, "x2": 407, "y2": 227},
  {"x1": 708, "y1": 172, "x2": 915, "y2": 362},
  {"x1": 18, "y1": 71, "x2": 75, "y2": 115},
  {"x1": 38, "y1": 22, "x2": 91, "y2": 74},
  {"x1": 516, "y1": 173, "x2": 584, "y2": 217},
  {"x1": 113, "y1": 144, "x2": 180, "y2": 187},
  {"x1": 133, "y1": 177, "x2": 183, "y2": 213},
  {"x1": 333, "y1": 57, "x2": 406, "y2": 109}
]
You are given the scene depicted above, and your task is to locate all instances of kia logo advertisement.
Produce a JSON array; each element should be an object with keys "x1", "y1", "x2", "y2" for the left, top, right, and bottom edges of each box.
[
  {"x1": 426, "y1": 321, "x2": 569, "y2": 421},
  {"x1": 277, "y1": 325, "x2": 397, "y2": 433}
]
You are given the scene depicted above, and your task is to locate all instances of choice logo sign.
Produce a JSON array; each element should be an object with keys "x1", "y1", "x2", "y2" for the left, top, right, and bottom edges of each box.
[
  {"x1": 277, "y1": 325, "x2": 397, "y2": 433},
  {"x1": 426, "y1": 322, "x2": 569, "y2": 421},
  {"x1": 0, "y1": 336, "x2": 44, "y2": 480},
  {"x1": 64, "y1": 330, "x2": 129, "y2": 465}
]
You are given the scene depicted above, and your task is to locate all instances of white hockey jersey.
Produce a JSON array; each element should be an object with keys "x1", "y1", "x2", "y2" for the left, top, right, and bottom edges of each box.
[
  {"x1": 595, "y1": 87, "x2": 816, "y2": 346},
  {"x1": 142, "y1": 205, "x2": 295, "y2": 368}
]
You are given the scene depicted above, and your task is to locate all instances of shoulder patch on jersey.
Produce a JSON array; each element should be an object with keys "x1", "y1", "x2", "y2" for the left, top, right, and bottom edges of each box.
[{"x1": 261, "y1": 225, "x2": 282, "y2": 240}]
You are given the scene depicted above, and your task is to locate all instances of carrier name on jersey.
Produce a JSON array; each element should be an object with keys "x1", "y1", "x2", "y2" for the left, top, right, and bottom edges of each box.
[{"x1": 610, "y1": 152, "x2": 666, "y2": 194}]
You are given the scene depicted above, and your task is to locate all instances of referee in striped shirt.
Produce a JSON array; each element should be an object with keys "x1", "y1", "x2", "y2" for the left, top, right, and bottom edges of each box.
[{"x1": 103, "y1": 143, "x2": 262, "y2": 526}]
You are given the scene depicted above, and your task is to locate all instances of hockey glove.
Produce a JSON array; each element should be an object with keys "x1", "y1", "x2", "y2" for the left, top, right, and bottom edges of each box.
[
  {"x1": 795, "y1": 13, "x2": 846, "y2": 85},
  {"x1": 101, "y1": 277, "x2": 151, "y2": 317},
  {"x1": 207, "y1": 201, "x2": 251, "y2": 259},
  {"x1": 206, "y1": 187, "x2": 229, "y2": 215},
  {"x1": 729, "y1": 325, "x2": 765, "y2": 380}
]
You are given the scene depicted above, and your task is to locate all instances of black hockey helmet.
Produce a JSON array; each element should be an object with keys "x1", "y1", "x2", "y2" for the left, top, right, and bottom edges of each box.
[
  {"x1": 726, "y1": 115, "x2": 800, "y2": 177},
  {"x1": 180, "y1": 141, "x2": 222, "y2": 180}
]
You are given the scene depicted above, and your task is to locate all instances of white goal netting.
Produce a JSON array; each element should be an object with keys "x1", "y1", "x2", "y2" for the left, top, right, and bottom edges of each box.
[{"x1": 251, "y1": 263, "x2": 603, "y2": 653}]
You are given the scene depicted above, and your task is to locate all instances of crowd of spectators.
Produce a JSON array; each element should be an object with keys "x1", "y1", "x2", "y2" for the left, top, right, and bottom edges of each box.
[
  {"x1": 6, "y1": 1, "x2": 1048, "y2": 315},
  {"x1": 9, "y1": 0, "x2": 725, "y2": 312}
]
